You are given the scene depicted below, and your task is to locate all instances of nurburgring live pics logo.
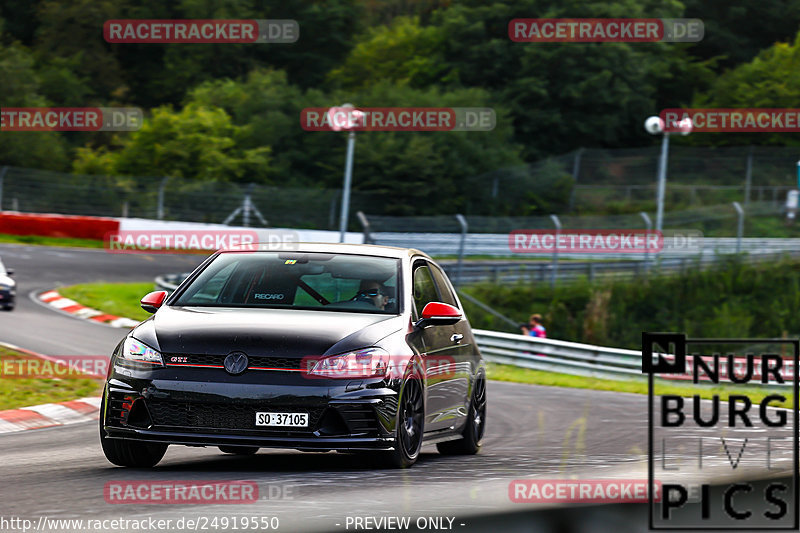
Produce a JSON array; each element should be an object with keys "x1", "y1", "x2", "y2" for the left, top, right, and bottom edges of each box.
[{"x1": 644, "y1": 332, "x2": 799, "y2": 529}]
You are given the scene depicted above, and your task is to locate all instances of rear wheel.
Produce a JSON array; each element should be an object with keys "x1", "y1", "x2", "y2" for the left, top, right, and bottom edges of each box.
[
  {"x1": 219, "y1": 446, "x2": 259, "y2": 455},
  {"x1": 99, "y1": 395, "x2": 167, "y2": 467},
  {"x1": 383, "y1": 377, "x2": 424, "y2": 468},
  {"x1": 437, "y1": 372, "x2": 486, "y2": 455}
]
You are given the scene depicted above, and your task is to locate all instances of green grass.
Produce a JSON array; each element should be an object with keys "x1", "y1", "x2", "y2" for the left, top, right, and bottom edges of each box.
[
  {"x1": 58, "y1": 282, "x2": 154, "y2": 322},
  {"x1": 0, "y1": 233, "x2": 104, "y2": 248},
  {"x1": 486, "y1": 362, "x2": 794, "y2": 406},
  {"x1": 0, "y1": 347, "x2": 103, "y2": 410}
]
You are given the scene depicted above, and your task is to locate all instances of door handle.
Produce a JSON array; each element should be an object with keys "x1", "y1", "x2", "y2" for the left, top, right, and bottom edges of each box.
[{"x1": 450, "y1": 333, "x2": 464, "y2": 343}]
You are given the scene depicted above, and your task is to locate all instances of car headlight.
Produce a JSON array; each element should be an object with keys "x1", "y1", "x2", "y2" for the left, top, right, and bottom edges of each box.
[
  {"x1": 0, "y1": 284, "x2": 10, "y2": 290},
  {"x1": 304, "y1": 347, "x2": 390, "y2": 379},
  {"x1": 119, "y1": 337, "x2": 164, "y2": 367}
]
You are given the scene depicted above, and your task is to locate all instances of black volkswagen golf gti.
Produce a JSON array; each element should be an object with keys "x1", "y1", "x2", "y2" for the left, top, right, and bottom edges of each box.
[{"x1": 101, "y1": 244, "x2": 486, "y2": 468}]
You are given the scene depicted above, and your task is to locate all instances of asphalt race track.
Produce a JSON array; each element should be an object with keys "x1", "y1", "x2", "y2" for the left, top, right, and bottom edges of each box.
[{"x1": 0, "y1": 243, "x2": 793, "y2": 532}]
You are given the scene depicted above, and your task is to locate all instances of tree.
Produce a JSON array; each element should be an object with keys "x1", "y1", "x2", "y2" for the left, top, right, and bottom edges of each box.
[
  {"x1": 681, "y1": 0, "x2": 800, "y2": 68},
  {"x1": 0, "y1": 41, "x2": 69, "y2": 169},
  {"x1": 73, "y1": 104, "x2": 271, "y2": 181},
  {"x1": 328, "y1": 0, "x2": 715, "y2": 160},
  {"x1": 327, "y1": 16, "x2": 455, "y2": 91},
  {"x1": 689, "y1": 30, "x2": 800, "y2": 146}
]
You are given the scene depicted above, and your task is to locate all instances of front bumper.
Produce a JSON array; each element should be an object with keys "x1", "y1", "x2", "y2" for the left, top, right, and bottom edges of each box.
[
  {"x1": 0, "y1": 288, "x2": 15, "y2": 304},
  {"x1": 102, "y1": 369, "x2": 400, "y2": 450}
]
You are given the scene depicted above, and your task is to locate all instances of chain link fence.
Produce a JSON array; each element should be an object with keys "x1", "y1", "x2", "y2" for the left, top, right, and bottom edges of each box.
[
  {"x1": 1, "y1": 143, "x2": 799, "y2": 228},
  {"x1": 0, "y1": 166, "x2": 383, "y2": 229},
  {"x1": 466, "y1": 145, "x2": 800, "y2": 215}
]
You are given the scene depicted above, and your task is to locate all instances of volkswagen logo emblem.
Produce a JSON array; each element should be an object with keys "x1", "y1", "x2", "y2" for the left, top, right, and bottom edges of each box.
[{"x1": 223, "y1": 352, "x2": 249, "y2": 375}]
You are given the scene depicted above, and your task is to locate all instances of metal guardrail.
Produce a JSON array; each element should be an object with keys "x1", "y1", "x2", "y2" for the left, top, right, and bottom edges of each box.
[
  {"x1": 372, "y1": 234, "x2": 800, "y2": 259},
  {"x1": 440, "y1": 251, "x2": 800, "y2": 285},
  {"x1": 473, "y1": 329, "x2": 646, "y2": 381},
  {"x1": 473, "y1": 329, "x2": 794, "y2": 386}
]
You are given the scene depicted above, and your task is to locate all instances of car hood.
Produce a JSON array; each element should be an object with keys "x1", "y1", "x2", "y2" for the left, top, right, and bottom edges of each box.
[
  {"x1": 0, "y1": 275, "x2": 14, "y2": 286},
  {"x1": 136, "y1": 306, "x2": 404, "y2": 357}
]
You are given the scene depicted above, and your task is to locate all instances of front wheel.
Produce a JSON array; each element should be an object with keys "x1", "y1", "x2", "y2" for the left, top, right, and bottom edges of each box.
[
  {"x1": 383, "y1": 377, "x2": 424, "y2": 468},
  {"x1": 437, "y1": 372, "x2": 486, "y2": 455}
]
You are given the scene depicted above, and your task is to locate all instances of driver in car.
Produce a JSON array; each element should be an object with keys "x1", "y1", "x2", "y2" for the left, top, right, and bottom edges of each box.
[{"x1": 354, "y1": 280, "x2": 389, "y2": 310}]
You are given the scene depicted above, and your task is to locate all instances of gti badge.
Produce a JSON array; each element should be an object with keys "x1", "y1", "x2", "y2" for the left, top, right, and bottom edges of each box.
[{"x1": 223, "y1": 351, "x2": 249, "y2": 375}]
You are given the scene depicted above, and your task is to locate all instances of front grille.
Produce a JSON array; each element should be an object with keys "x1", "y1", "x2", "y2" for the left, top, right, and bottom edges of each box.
[
  {"x1": 146, "y1": 399, "x2": 325, "y2": 432},
  {"x1": 164, "y1": 354, "x2": 303, "y2": 371}
]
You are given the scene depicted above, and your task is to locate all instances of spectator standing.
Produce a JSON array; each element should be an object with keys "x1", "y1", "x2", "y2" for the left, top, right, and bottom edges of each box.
[{"x1": 520, "y1": 313, "x2": 546, "y2": 338}]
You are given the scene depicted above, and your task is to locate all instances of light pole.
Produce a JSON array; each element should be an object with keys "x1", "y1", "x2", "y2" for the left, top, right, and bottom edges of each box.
[
  {"x1": 645, "y1": 116, "x2": 691, "y2": 232},
  {"x1": 330, "y1": 103, "x2": 364, "y2": 243}
]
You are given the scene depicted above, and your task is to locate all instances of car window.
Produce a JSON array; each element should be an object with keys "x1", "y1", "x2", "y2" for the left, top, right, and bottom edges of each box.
[
  {"x1": 293, "y1": 273, "x2": 360, "y2": 307},
  {"x1": 412, "y1": 263, "x2": 439, "y2": 317},
  {"x1": 429, "y1": 265, "x2": 459, "y2": 309},
  {"x1": 173, "y1": 252, "x2": 400, "y2": 314},
  {"x1": 188, "y1": 261, "x2": 237, "y2": 303}
]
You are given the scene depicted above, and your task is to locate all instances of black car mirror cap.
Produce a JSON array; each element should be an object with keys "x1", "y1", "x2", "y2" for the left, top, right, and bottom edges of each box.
[
  {"x1": 5, "y1": 268, "x2": 13, "y2": 277},
  {"x1": 414, "y1": 302, "x2": 462, "y2": 328},
  {"x1": 140, "y1": 290, "x2": 168, "y2": 313}
]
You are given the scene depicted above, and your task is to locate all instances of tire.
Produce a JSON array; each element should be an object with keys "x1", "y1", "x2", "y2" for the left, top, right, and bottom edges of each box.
[
  {"x1": 437, "y1": 372, "x2": 486, "y2": 456},
  {"x1": 219, "y1": 446, "x2": 259, "y2": 455},
  {"x1": 383, "y1": 377, "x2": 424, "y2": 468},
  {"x1": 2, "y1": 304, "x2": 13, "y2": 311},
  {"x1": 99, "y1": 395, "x2": 167, "y2": 467}
]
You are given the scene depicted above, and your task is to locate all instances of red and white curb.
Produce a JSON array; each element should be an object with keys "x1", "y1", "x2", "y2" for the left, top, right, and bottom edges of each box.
[
  {"x1": 0, "y1": 397, "x2": 101, "y2": 434},
  {"x1": 38, "y1": 290, "x2": 139, "y2": 328}
]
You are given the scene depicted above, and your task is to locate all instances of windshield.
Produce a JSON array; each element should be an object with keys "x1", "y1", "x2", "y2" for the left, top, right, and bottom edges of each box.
[{"x1": 172, "y1": 252, "x2": 400, "y2": 314}]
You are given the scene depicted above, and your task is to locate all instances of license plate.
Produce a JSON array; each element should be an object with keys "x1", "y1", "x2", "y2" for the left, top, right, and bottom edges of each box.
[{"x1": 256, "y1": 412, "x2": 308, "y2": 427}]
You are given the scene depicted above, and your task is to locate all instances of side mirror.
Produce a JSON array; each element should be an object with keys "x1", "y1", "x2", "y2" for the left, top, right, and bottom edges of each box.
[
  {"x1": 140, "y1": 291, "x2": 168, "y2": 313},
  {"x1": 5, "y1": 268, "x2": 13, "y2": 277},
  {"x1": 415, "y1": 302, "x2": 462, "y2": 328}
]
